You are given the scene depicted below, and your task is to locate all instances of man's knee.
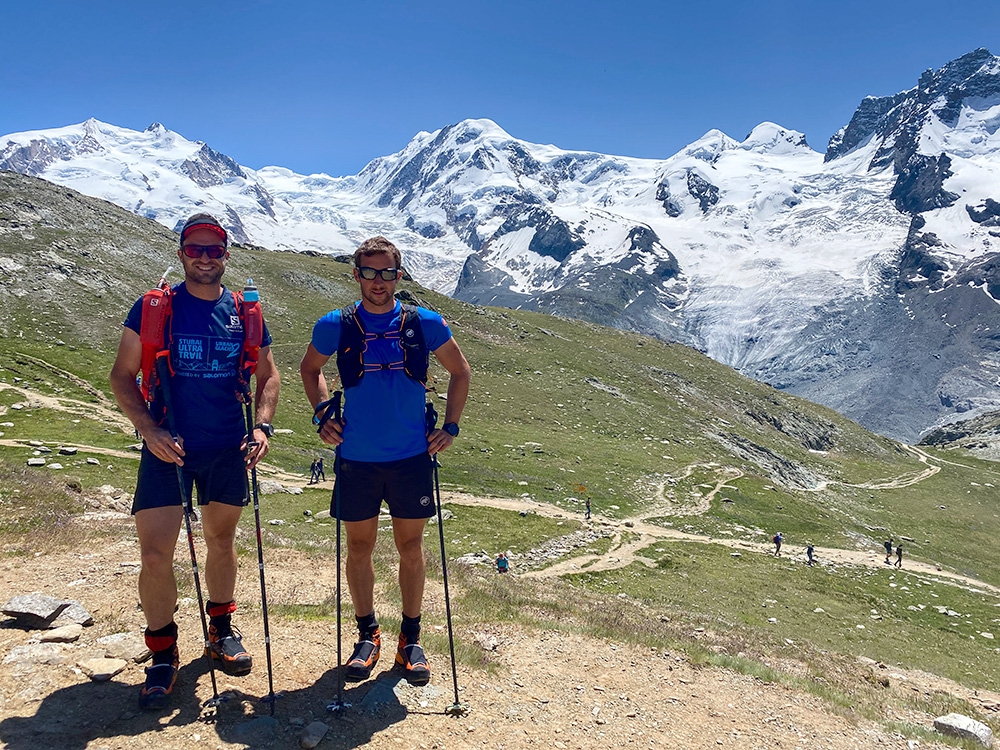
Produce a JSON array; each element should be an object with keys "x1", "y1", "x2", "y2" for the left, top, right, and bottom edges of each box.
[
  {"x1": 140, "y1": 545, "x2": 175, "y2": 576},
  {"x1": 396, "y1": 535, "x2": 425, "y2": 565}
]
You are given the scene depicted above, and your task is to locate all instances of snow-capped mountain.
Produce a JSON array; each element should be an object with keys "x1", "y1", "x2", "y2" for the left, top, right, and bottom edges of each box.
[{"x1": 2, "y1": 48, "x2": 999, "y2": 443}]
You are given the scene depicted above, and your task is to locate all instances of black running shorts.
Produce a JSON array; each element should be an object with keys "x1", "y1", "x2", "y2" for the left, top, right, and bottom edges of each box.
[
  {"x1": 132, "y1": 445, "x2": 249, "y2": 514},
  {"x1": 332, "y1": 452, "x2": 435, "y2": 522}
]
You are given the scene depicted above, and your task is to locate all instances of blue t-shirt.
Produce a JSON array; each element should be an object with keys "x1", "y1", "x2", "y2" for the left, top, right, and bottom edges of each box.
[
  {"x1": 124, "y1": 283, "x2": 273, "y2": 451},
  {"x1": 311, "y1": 301, "x2": 452, "y2": 462}
]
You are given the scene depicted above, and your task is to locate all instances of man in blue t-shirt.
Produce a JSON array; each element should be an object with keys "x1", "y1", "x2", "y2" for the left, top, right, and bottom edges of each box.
[
  {"x1": 110, "y1": 214, "x2": 280, "y2": 710},
  {"x1": 300, "y1": 236, "x2": 471, "y2": 687}
]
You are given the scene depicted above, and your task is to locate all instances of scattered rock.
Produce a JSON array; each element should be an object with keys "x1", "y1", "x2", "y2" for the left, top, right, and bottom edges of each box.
[
  {"x1": 58, "y1": 446, "x2": 78, "y2": 455},
  {"x1": 51, "y1": 601, "x2": 95, "y2": 627},
  {"x1": 2, "y1": 593, "x2": 70, "y2": 629},
  {"x1": 87, "y1": 457, "x2": 100, "y2": 465},
  {"x1": 26, "y1": 458, "x2": 46, "y2": 467},
  {"x1": 46, "y1": 463, "x2": 63, "y2": 470},
  {"x1": 933, "y1": 713, "x2": 993, "y2": 747},
  {"x1": 474, "y1": 632, "x2": 499, "y2": 651},
  {"x1": 39, "y1": 623, "x2": 83, "y2": 643},
  {"x1": 300, "y1": 720, "x2": 329, "y2": 749},
  {"x1": 2, "y1": 643, "x2": 68, "y2": 666},
  {"x1": 98, "y1": 632, "x2": 151, "y2": 663},
  {"x1": 78, "y1": 658, "x2": 128, "y2": 681},
  {"x1": 427, "y1": 509, "x2": 454, "y2": 524}
]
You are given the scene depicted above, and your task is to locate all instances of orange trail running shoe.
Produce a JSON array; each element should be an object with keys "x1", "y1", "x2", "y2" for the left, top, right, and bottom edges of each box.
[
  {"x1": 138, "y1": 644, "x2": 179, "y2": 711},
  {"x1": 396, "y1": 633, "x2": 430, "y2": 686},
  {"x1": 206, "y1": 623, "x2": 252, "y2": 676},
  {"x1": 345, "y1": 627, "x2": 381, "y2": 682}
]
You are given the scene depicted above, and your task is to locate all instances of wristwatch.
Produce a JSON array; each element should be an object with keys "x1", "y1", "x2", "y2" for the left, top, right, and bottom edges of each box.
[
  {"x1": 442, "y1": 422, "x2": 460, "y2": 437},
  {"x1": 255, "y1": 422, "x2": 275, "y2": 438}
]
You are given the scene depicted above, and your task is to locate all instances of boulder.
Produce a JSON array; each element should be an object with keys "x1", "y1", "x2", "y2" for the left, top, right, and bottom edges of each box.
[
  {"x1": 933, "y1": 713, "x2": 993, "y2": 747},
  {"x1": 78, "y1": 658, "x2": 128, "y2": 681},
  {"x1": 39, "y1": 623, "x2": 83, "y2": 643},
  {"x1": 2, "y1": 593, "x2": 70, "y2": 629}
]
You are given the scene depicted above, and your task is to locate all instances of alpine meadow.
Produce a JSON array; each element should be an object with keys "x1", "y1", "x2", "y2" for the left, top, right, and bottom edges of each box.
[{"x1": 1, "y1": 165, "x2": 1000, "y2": 747}]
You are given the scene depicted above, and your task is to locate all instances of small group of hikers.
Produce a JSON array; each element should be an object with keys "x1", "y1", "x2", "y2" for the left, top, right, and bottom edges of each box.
[
  {"x1": 772, "y1": 532, "x2": 813, "y2": 564},
  {"x1": 884, "y1": 537, "x2": 904, "y2": 568},
  {"x1": 307, "y1": 457, "x2": 325, "y2": 484},
  {"x1": 771, "y1": 533, "x2": 903, "y2": 569},
  {"x1": 109, "y1": 215, "x2": 471, "y2": 710}
]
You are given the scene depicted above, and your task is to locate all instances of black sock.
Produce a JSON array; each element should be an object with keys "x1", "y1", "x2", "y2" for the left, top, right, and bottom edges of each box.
[
  {"x1": 401, "y1": 613, "x2": 421, "y2": 643},
  {"x1": 146, "y1": 622, "x2": 178, "y2": 666},
  {"x1": 356, "y1": 611, "x2": 378, "y2": 639},
  {"x1": 206, "y1": 600, "x2": 234, "y2": 635}
]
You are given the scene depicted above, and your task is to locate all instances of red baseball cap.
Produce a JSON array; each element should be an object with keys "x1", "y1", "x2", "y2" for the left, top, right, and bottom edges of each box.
[{"x1": 179, "y1": 214, "x2": 228, "y2": 246}]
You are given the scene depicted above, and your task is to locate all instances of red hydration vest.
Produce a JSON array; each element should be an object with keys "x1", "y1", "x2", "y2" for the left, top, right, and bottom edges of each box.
[{"x1": 138, "y1": 280, "x2": 264, "y2": 416}]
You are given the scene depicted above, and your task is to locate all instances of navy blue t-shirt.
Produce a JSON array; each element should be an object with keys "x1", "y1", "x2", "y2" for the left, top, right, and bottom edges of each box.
[
  {"x1": 311, "y1": 301, "x2": 452, "y2": 462},
  {"x1": 124, "y1": 283, "x2": 273, "y2": 451}
]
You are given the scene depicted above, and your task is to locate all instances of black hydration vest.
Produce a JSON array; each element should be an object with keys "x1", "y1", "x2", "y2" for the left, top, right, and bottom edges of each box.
[{"x1": 335, "y1": 303, "x2": 429, "y2": 389}]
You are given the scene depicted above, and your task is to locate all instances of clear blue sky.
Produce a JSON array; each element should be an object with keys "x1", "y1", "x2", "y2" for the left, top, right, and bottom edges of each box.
[{"x1": 2, "y1": 0, "x2": 998, "y2": 177}]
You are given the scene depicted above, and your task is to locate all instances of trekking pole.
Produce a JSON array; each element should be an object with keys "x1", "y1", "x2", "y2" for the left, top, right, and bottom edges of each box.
[
  {"x1": 425, "y1": 403, "x2": 468, "y2": 717},
  {"x1": 242, "y1": 399, "x2": 280, "y2": 714},
  {"x1": 156, "y1": 358, "x2": 225, "y2": 709},
  {"x1": 317, "y1": 393, "x2": 350, "y2": 714}
]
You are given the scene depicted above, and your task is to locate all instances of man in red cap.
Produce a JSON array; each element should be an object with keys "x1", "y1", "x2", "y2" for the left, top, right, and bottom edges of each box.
[{"x1": 110, "y1": 213, "x2": 280, "y2": 710}]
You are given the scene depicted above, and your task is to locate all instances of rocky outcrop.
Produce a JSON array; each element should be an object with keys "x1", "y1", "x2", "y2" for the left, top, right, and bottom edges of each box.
[
  {"x1": 708, "y1": 432, "x2": 824, "y2": 490},
  {"x1": 655, "y1": 179, "x2": 682, "y2": 217},
  {"x1": 686, "y1": 170, "x2": 720, "y2": 213},
  {"x1": 895, "y1": 216, "x2": 949, "y2": 292},
  {"x1": 967, "y1": 199, "x2": 1000, "y2": 227},
  {"x1": 826, "y1": 48, "x2": 999, "y2": 170},
  {"x1": 745, "y1": 407, "x2": 837, "y2": 452},
  {"x1": 181, "y1": 143, "x2": 247, "y2": 187},
  {"x1": 0, "y1": 139, "x2": 70, "y2": 176},
  {"x1": 492, "y1": 207, "x2": 585, "y2": 263},
  {"x1": 890, "y1": 153, "x2": 958, "y2": 214},
  {"x1": 824, "y1": 91, "x2": 911, "y2": 164}
]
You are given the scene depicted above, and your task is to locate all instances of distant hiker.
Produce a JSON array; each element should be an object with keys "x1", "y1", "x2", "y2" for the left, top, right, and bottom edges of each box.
[
  {"x1": 773, "y1": 532, "x2": 783, "y2": 556},
  {"x1": 110, "y1": 214, "x2": 280, "y2": 710},
  {"x1": 884, "y1": 537, "x2": 893, "y2": 564},
  {"x1": 309, "y1": 459, "x2": 318, "y2": 484},
  {"x1": 895, "y1": 543, "x2": 903, "y2": 569},
  {"x1": 316, "y1": 456, "x2": 325, "y2": 482},
  {"x1": 496, "y1": 552, "x2": 509, "y2": 573},
  {"x1": 300, "y1": 236, "x2": 471, "y2": 687},
  {"x1": 585, "y1": 497, "x2": 591, "y2": 520},
  {"x1": 806, "y1": 543, "x2": 814, "y2": 566}
]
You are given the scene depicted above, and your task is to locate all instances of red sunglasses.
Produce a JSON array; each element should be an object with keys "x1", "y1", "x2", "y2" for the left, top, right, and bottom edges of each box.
[{"x1": 182, "y1": 244, "x2": 227, "y2": 259}]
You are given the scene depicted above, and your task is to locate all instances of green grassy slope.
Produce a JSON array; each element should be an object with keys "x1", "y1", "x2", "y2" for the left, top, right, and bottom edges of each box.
[{"x1": 3, "y1": 170, "x2": 1000, "y2": 729}]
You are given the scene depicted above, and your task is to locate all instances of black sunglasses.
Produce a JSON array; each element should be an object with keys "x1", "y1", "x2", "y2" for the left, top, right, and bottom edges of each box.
[
  {"x1": 182, "y1": 244, "x2": 227, "y2": 259},
  {"x1": 357, "y1": 266, "x2": 399, "y2": 281}
]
